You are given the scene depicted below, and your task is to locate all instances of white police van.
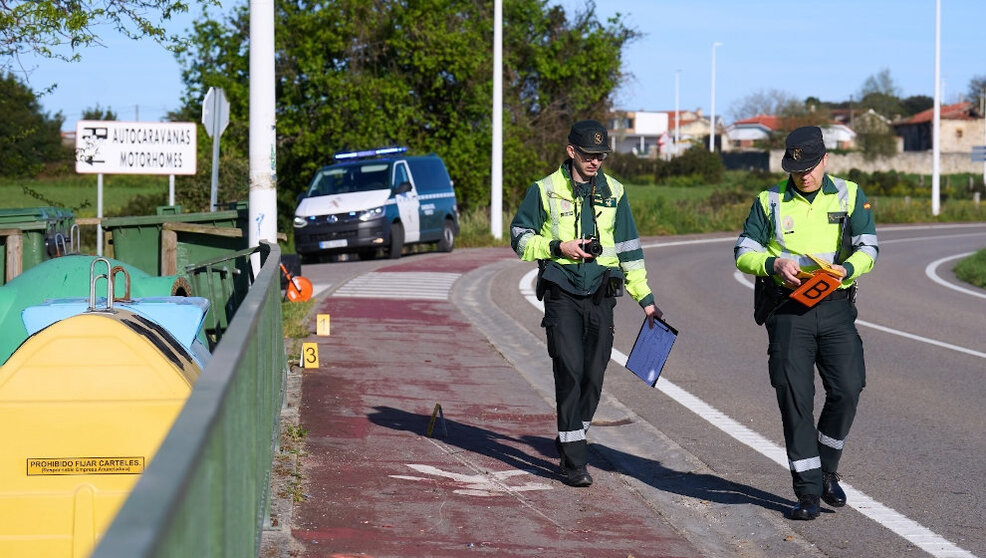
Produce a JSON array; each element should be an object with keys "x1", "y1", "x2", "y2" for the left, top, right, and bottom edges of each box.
[{"x1": 293, "y1": 147, "x2": 459, "y2": 261}]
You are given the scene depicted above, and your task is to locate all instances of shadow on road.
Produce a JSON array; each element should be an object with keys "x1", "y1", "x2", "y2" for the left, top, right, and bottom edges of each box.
[{"x1": 367, "y1": 405, "x2": 793, "y2": 513}]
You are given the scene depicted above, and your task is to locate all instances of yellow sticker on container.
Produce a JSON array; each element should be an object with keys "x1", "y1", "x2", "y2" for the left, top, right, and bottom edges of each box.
[
  {"x1": 27, "y1": 457, "x2": 145, "y2": 476},
  {"x1": 316, "y1": 314, "x2": 330, "y2": 336},
  {"x1": 302, "y1": 342, "x2": 319, "y2": 369}
]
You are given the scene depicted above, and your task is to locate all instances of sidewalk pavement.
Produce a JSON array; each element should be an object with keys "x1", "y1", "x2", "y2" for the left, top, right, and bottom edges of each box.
[{"x1": 262, "y1": 247, "x2": 815, "y2": 558}]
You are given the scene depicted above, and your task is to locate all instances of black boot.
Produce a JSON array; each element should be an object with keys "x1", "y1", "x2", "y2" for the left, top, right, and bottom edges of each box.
[
  {"x1": 560, "y1": 463, "x2": 593, "y2": 487},
  {"x1": 822, "y1": 472, "x2": 846, "y2": 507},
  {"x1": 789, "y1": 494, "x2": 820, "y2": 520}
]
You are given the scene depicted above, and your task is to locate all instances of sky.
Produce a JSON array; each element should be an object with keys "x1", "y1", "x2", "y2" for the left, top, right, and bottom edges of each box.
[{"x1": 17, "y1": 0, "x2": 986, "y2": 133}]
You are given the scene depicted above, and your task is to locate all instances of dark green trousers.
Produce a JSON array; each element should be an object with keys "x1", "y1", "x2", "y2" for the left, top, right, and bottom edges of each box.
[
  {"x1": 766, "y1": 297, "x2": 865, "y2": 498},
  {"x1": 541, "y1": 289, "x2": 616, "y2": 468}
]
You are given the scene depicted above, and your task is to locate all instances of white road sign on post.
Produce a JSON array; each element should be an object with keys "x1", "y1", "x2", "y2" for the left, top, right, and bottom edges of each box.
[
  {"x1": 74, "y1": 120, "x2": 197, "y2": 255},
  {"x1": 75, "y1": 121, "x2": 197, "y2": 175},
  {"x1": 202, "y1": 87, "x2": 230, "y2": 211}
]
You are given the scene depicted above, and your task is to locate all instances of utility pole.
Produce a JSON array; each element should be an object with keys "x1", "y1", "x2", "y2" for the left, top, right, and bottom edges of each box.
[
  {"x1": 709, "y1": 42, "x2": 722, "y2": 152},
  {"x1": 932, "y1": 0, "x2": 941, "y2": 216},
  {"x1": 490, "y1": 0, "x2": 503, "y2": 239},
  {"x1": 249, "y1": 0, "x2": 278, "y2": 271},
  {"x1": 675, "y1": 70, "x2": 681, "y2": 156}
]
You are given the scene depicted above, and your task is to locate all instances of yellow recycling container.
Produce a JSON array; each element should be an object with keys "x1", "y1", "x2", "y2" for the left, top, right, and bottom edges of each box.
[{"x1": 0, "y1": 309, "x2": 201, "y2": 558}]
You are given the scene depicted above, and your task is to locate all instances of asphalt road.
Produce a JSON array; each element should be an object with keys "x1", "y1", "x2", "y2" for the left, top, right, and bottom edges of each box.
[
  {"x1": 492, "y1": 222, "x2": 986, "y2": 558},
  {"x1": 300, "y1": 222, "x2": 986, "y2": 557}
]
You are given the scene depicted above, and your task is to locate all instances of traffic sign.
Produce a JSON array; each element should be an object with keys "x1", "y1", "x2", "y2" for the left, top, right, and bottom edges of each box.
[
  {"x1": 202, "y1": 87, "x2": 230, "y2": 139},
  {"x1": 202, "y1": 87, "x2": 230, "y2": 211},
  {"x1": 75, "y1": 121, "x2": 198, "y2": 175}
]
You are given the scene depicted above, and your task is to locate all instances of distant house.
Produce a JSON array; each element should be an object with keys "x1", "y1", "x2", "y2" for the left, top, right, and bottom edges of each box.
[
  {"x1": 821, "y1": 124, "x2": 856, "y2": 150},
  {"x1": 893, "y1": 101, "x2": 984, "y2": 152},
  {"x1": 725, "y1": 114, "x2": 779, "y2": 148},
  {"x1": 725, "y1": 114, "x2": 855, "y2": 150},
  {"x1": 607, "y1": 109, "x2": 717, "y2": 157},
  {"x1": 852, "y1": 109, "x2": 893, "y2": 135},
  {"x1": 608, "y1": 110, "x2": 668, "y2": 156},
  {"x1": 61, "y1": 130, "x2": 77, "y2": 148}
]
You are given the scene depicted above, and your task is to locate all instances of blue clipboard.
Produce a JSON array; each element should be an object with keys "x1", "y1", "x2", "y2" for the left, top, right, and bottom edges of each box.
[{"x1": 625, "y1": 317, "x2": 678, "y2": 386}]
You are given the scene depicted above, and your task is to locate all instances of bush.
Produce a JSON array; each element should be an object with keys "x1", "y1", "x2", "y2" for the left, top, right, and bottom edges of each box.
[
  {"x1": 664, "y1": 146, "x2": 724, "y2": 184},
  {"x1": 605, "y1": 152, "x2": 657, "y2": 185}
]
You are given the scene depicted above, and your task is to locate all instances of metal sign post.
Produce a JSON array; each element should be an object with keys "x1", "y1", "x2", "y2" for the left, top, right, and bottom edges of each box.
[{"x1": 202, "y1": 87, "x2": 230, "y2": 212}]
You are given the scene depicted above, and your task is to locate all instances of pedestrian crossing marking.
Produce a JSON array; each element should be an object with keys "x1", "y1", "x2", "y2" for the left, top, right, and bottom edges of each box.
[{"x1": 331, "y1": 272, "x2": 461, "y2": 300}]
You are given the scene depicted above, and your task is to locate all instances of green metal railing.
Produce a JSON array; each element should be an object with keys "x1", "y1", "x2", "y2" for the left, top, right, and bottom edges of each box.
[{"x1": 92, "y1": 242, "x2": 287, "y2": 558}]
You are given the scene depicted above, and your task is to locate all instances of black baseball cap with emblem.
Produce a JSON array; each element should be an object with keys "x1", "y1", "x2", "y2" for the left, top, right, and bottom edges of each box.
[
  {"x1": 781, "y1": 126, "x2": 826, "y2": 173},
  {"x1": 568, "y1": 120, "x2": 611, "y2": 153}
]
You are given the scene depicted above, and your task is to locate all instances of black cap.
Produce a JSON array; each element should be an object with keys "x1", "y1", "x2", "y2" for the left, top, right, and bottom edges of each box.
[
  {"x1": 781, "y1": 126, "x2": 826, "y2": 173},
  {"x1": 568, "y1": 120, "x2": 611, "y2": 153}
]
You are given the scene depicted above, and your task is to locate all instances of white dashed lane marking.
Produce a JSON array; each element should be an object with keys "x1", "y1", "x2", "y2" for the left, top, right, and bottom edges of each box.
[{"x1": 331, "y1": 272, "x2": 461, "y2": 300}]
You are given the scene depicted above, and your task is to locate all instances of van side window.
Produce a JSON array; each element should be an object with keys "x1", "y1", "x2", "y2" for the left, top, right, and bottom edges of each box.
[
  {"x1": 407, "y1": 158, "x2": 452, "y2": 195},
  {"x1": 393, "y1": 163, "x2": 410, "y2": 190}
]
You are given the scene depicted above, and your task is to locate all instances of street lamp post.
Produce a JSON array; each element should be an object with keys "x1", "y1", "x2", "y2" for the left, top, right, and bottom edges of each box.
[
  {"x1": 709, "y1": 42, "x2": 722, "y2": 152},
  {"x1": 932, "y1": 0, "x2": 941, "y2": 216},
  {"x1": 491, "y1": 0, "x2": 503, "y2": 238},
  {"x1": 675, "y1": 70, "x2": 681, "y2": 156}
]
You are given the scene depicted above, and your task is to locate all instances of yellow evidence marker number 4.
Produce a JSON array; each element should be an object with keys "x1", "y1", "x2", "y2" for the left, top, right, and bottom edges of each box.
[{"x1": 302, "y1": 343, "x2": 319, "y2": 369}]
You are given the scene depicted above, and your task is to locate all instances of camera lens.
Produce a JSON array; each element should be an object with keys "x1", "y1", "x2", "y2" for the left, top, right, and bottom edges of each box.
[{"x1": 587, "y1": 238, "x2": 603, "y2": 256}]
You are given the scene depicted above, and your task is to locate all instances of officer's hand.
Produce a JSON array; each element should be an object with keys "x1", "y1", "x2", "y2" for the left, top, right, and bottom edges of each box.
[
  {"x1": 561, "y1": 239, "x2": 593, "y2": 260},
  {"x1": 830, "y1": 264, "x2": 848, "y2": 278},
  {"x1": 644, "y1": 304, "x2": 663, "y2": 328},
  {"x1": 773, "y1": 258, "x2": 802, "y2": 287}
]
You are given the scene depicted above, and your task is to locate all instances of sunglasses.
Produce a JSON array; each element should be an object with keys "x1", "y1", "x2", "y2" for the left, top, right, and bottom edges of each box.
[{"x1": 574, "y1": 147, "x2": 608, "y2": 162}]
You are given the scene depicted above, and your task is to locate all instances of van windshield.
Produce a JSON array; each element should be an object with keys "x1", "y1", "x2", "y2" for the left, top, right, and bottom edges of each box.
[{"x1": 306, "y1": 163, "x2": 391, "y2": 196}]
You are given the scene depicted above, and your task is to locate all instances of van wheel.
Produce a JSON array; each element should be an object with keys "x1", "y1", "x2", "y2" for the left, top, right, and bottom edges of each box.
[
  {"x1": 387, "y1": 223, "x2": 404, "y2": 259},
  {"x1": 437, "y1": 219, "x2": 455, "y2": 252}
]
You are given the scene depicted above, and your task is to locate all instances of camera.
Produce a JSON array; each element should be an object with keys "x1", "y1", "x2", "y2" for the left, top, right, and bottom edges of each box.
[{"x1": 583, "y1": 236, "x2": 603, "y2": 257}]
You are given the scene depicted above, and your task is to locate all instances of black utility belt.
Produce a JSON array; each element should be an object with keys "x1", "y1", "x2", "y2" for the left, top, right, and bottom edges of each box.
[{"x1": 541, "y1": 277, "x2": 624, "y2": 303}]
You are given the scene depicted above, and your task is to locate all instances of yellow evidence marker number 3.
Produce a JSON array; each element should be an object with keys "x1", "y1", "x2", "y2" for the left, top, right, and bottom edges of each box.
[{"x1": 302, "y1": 343, "x2": 319, "y2": 369}]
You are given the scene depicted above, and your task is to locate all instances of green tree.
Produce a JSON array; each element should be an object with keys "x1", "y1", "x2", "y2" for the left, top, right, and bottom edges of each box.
[
  {"x1": 82, "y1": 104, "x2": 118, "y2": 121},
  {"x1": 0, "y1": 0, "x2": 218, "y2": 70},
  {"x1": 859, "y1": 68, "x2": 901, "y2": 98},
  {"x1": 901, "y1": 95, "x2": 933, "y2": 117},
  {"x1": 859, "y1": 92, "x2": 904, "y2": 119},
  {"x1": 857, "y1": 69, "x2": 904, "y2": 118},
  {"x1": 0, "y1": 72, "x2": 67, "y2": 177},
  {"x1": 968, "y1": 75, "x2": 986, "y2": 113},
  {"x1": 728, "y1": 88, "x2": 800, "y2": 120},
  {"x1": 173, "y1": 0, "x2": 636, "y2": 229}
]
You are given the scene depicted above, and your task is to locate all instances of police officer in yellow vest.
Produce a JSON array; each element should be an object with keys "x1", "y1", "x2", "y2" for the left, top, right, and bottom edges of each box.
[
  {"x1": 511, "y1": 120, "x2": 662, "y2": 487},
  {"x1": 735, "y1": 126, "x2": 879, "y2": 519}
]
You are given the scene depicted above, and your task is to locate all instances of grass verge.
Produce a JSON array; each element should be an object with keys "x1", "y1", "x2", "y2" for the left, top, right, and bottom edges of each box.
[{"x1": 953, "y1": 249, "x2": 986, "y2": 289}]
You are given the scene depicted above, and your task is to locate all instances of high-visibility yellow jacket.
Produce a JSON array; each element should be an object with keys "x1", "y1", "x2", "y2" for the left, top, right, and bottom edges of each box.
[
  {"x1": 735, "y1": 175, "x2": 879, "y2": 288},
  {"x1": 510, "y1": 162, "x2": 654, "y2": 307}
]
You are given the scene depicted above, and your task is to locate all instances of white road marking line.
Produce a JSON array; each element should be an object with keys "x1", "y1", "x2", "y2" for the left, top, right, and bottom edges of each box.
[
  {"x1": 925, "y1": 252, "x2": 986, "y2": 300},
  {"x1": 390, "y1": 464, "x2": 552, "y2": 496},
  {"x1": 521, "y1": 267, "x2": 976, "y2": 558},
  {"x1": 331, "y1": 272, "x2": 461, "y2": 300}
]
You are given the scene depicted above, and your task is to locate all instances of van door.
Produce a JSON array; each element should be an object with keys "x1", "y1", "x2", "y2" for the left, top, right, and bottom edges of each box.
[{"x1": 393, "y1": 162, "x2": 420, "y2": 243}]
